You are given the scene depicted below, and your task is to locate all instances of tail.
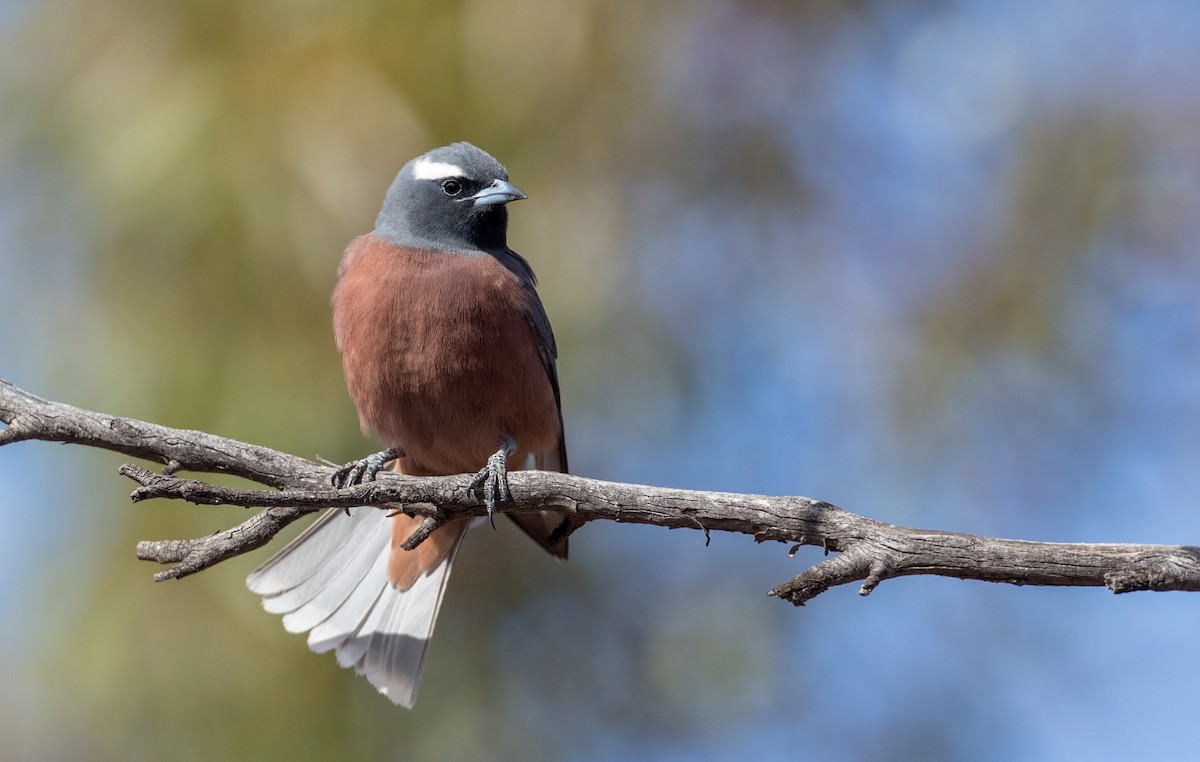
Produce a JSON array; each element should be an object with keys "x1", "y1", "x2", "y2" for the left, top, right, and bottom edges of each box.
[{"x1": 246, "y1": 507, "x2": 467, "y2": 707}]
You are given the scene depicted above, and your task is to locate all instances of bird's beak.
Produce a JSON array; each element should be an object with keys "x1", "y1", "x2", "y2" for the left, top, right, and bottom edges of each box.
[{"x1": 469, "y1": 179, "x2": 527, "y2": 207}]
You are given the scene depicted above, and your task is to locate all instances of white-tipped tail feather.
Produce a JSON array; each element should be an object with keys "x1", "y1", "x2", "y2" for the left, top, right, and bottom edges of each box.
[{"x1": 246, "y1": 506, "x2": 464, "y2": 707}]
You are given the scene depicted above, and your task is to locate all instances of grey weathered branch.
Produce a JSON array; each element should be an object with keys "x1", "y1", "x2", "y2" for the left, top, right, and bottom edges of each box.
[{"x1": 4, "y1": 378, "x2": 1199, "y2": 599}]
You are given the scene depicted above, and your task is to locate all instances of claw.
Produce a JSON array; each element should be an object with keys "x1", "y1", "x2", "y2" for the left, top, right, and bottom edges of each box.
[
  {"x1": 332, "y1": 447, "x2": 404, "y2": 489},
  {"x1": 468, "y1": 437, "x2": 516, "y2": 528}
]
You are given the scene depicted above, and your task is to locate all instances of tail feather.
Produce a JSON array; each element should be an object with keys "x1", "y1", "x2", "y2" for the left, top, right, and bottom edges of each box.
[
  {"x1": 247, "y1": 506, "x2": 379, "y2": 597},
  {"x1": 310, "y1": 550, "x2": 390, "y2": 656},
  {"x1": 261, "y1": 513, "x2": 389, "y2": 623},
  {"x1": 246, "y1": 505, "x2": 466, "y2": 708}
]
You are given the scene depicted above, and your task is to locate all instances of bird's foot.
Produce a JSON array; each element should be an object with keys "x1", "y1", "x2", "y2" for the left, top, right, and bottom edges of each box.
[
  {"x1": 332, "y1": 447, "x2": 404, "y2": 488},
  {"x1": 469, "y1": 438, "x2": 516, "y2": 528}
]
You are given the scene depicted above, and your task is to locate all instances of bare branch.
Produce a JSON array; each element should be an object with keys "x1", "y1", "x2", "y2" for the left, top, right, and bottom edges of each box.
[
  {"x1": 4, "y1": 378, "x2": 1199, "y2": 602},
  {"x1": 0, "y1": 379, "x2": 321, "y2": 487}
]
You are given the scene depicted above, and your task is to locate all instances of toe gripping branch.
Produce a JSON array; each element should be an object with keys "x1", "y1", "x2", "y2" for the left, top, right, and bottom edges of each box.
[
  {"x1": 331, "y1": 447, "x2": 404, "y2": 489},
  {"x1": 469, "y1": 436, "x2": 516, "y2": 528}
]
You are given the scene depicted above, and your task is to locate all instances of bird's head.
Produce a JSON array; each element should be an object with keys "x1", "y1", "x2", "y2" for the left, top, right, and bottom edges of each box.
[{"x1": 376, "y1": 142, "x2": 526, "y2": 253}]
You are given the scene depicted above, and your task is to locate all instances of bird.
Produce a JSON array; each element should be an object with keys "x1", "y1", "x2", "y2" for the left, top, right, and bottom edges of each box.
[{"x1": 245, "y1": 142, "x2": 570, "y2": 708}]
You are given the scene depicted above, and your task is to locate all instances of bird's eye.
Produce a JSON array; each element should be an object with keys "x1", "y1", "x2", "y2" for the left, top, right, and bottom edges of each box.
[{"x1": 441, "y1": 179, "x2": 463, "y2": 196}]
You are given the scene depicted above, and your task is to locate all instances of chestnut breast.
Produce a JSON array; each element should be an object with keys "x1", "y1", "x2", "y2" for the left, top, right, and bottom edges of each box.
[{"x1": 332, "y1": 234, "x2": 560, "y2": 475}]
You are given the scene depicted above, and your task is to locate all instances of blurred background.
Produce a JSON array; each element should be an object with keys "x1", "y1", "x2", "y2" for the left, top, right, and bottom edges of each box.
[{"x1": 3, "y1": 0, "x2": 1200, "y2": 759}]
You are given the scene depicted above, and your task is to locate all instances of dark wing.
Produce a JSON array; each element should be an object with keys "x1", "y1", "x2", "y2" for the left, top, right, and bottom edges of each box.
[
  {"x1": 496, "y1": 248, "x2": 570, "y2": 558},
  {"x1": 527, "y1": 286, "x2": 568, "y2": 474}
]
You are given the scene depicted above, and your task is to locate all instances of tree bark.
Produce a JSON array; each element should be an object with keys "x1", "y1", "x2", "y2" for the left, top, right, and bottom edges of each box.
[{"x1": 4, "y1": 378, "x2": 1198, "y2": 602}]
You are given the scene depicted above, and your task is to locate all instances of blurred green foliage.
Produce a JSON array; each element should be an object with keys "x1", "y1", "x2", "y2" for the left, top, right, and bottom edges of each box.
[{"x1": 3, "y1": 1, "x2": 638, "y2": 758}]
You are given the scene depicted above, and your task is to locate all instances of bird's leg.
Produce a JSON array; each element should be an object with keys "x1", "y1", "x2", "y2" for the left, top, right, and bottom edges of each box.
[
  {"x1": 469, "y1": 435, "x2": 516, "y2": 528},
  {"x1": 332, "y1": 447, "x2": 405, "y2": 488}
]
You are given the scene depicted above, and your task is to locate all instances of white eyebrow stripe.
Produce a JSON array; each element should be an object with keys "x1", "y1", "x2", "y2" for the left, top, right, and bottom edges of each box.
[{"x1": 411, "y1": 159, "x2": 467, "y2": 181}]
